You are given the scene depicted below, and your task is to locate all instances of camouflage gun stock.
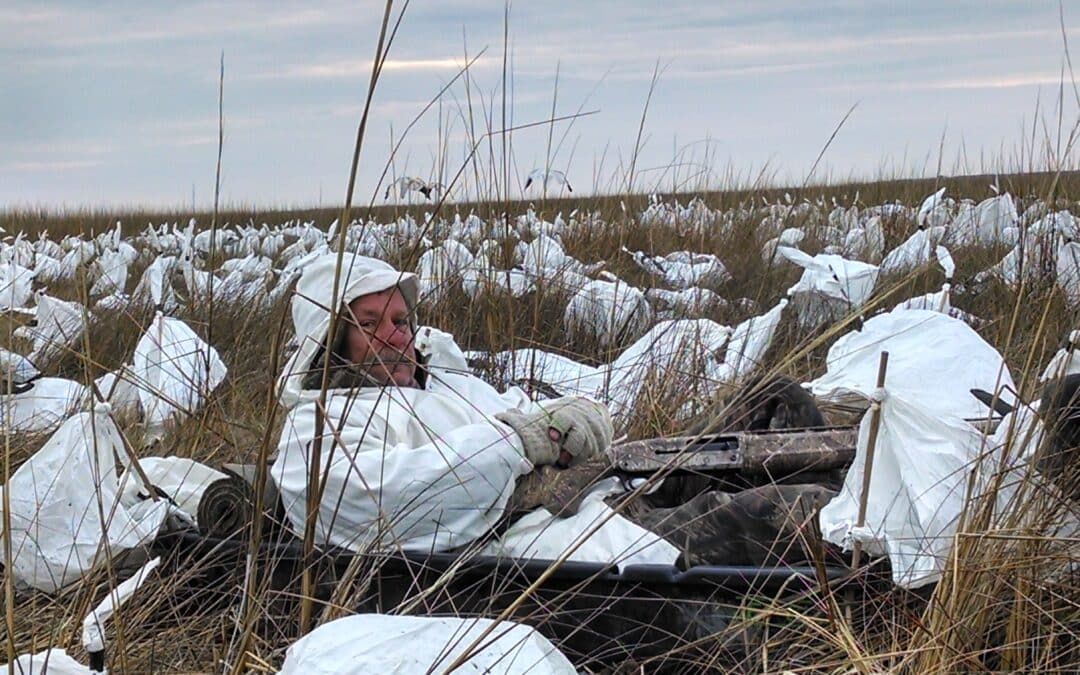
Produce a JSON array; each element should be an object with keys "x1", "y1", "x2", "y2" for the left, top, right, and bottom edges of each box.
[{"x1": 610, "y1": 426, "x2": 858, "y2": 477}]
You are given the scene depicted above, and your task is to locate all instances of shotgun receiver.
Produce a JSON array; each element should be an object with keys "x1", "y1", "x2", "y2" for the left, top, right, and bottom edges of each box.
[{"x1": 610, "y1": 426, "x2": 858, "y2": 476}]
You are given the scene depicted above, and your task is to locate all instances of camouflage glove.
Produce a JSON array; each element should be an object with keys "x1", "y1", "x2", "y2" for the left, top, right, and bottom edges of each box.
[
  {"x1": 497, "y1": 396, "x2": 614, "y2": 468},
  {"x1": 507, "y1": 455, "x2": 614, "y2": 518}
]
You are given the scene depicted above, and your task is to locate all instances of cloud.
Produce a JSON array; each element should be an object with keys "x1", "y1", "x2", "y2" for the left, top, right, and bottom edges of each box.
[
  {"x1": 0, "y1": 159, "x2": 104, "y2": 172},
  {"x1": 920, "y1": 73, "x2": 1062, "y2": 90},
  {"x1": 2, "y1": 1, "x2": 1075, "y2": 208},
  {"x1": 263, "y1": 56, "x2": 496, "y2": 80},
  {"x1": 919, "y1": 74, "x2": 1072, "y2": 91},
  {"x1": 0, "y1": 8, "x2": 65, "y2": 25},
  {"x1": 592, "y1": 59, "x2": 846, "y2": 84},
  {"x1": 1, "y1": 137, "x2": 111, "y2": 156},
  {"x1": 824, "y1": 71, "x2": 1070, "y2": 93},
  {"x1": 2, "y1": 3, "x2": 345, "y2": 50},
  {"x1": 155, "y1": 135, "x2": 218, "y2": 149},
  {"x1": 510, "y1": 27, "x2": 1059, "y2": 81},
  {"x1": 137, "y1": 113, "x2": 268, "y2": 136}
]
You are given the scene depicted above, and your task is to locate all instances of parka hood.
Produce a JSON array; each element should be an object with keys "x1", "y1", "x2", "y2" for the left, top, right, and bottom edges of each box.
[{"x1": 278, "y1": 253, "x2": 419, "y2": 409}]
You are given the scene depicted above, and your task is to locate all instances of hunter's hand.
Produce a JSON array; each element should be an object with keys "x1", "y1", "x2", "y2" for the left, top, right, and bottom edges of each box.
[
  {"x1": 507, "y1": 456, "x2": 615, "y2": 518},
  {"x1": 497, "y1": 396, "x2": 614, "y2": 468}
]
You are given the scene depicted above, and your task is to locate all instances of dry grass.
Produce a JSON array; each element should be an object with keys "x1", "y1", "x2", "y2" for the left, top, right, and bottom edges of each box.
[
  {"x1": 7, "y1": 1, "x2": 1080, "y2": 666},
  {"x1": 0, "y1": 170, "x2": 1078, "y2": 673}
]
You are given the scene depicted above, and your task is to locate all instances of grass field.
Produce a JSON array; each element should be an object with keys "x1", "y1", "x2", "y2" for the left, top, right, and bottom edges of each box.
[
  {"x1": 8, "y1": 0, "x2": 1080, "y2": 668},
  {"x1": 0, "y1": 161, "x2": 1078, "y2": 673}
]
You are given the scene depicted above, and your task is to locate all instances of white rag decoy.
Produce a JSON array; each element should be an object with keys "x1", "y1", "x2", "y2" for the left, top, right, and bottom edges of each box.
[
  {"x1": 461, "y1": 244, "x2": 534, "y2": 300},
  {"x1": 466, "y1": 346, "x2": 604, "y2": 398},
  {"x1": 627, "y1": 248, "x2": 730, "y2": 289},
  {"x1": 880, "y1": 226, "x2": 947, "y2": 277},
  {"x1": 889, "y1": 244, "x2": 968, "y2": 320},
  {"x1": 94, "y1": 291, "x2": 130, "y2": 312},
  {"x1": 1057, "y1": 240, "x2": 1080, "y2": 309},
  {"x1": 20, "y1": 292, "x2": 87, "y2": 364},
  {"x1": 0, "y1": 649, "x2": 93, "y2": 674},
  {"x1": 603, "y1": 318, "x2": 732, "y2": 416},
  {"x1": 646, "y1": 286, "x2": 725, "y2": 319},
  {"x1": 80, "y1": 557, "x2": 161, "y2": 671},
  {"x1": 515, "y1": 211, "x2": 564, "y2": 241},
  {"x1": 132, "y1": 312, "x2": 228, "y2": 442},
  {"x1": 779, "y1": 246, "x2": 879, "y2": 329},
  {"x1": 828, "y1": 205, "x2": 859, "y2": 232},
  {"x1": 32, "y1": 254, "x2": 65, "y2": 285},
  {"x1": 0, "y1": 405, "x2": 169, "y2": 592},
  {"x1": 219, "y1": 254, "x2": 273, "y2": 283},
  {"x1": 261, "y1": 231, "x2": 286, "y2": 258},
  {"x1": 277, "y1": 237, "x2": 309, "y2": 265},
  {"x1": 2, "y1": 233, "x2": 35, "y2": 269},
  {"x1": 192, "y1": 228, "x2": 239, "y2": 254},
  {"x1": 415, "y1": 240, "x2": 475, "y2": 304},
  {"x1": 948, "y1": 193, "x2": 1018, "y2": 247},
  {"x1": 563, "y1": 276, "x2": 652, "y2": 349},
  {"x1": 131, "y1": 255, "x2": 178, "y2": 312},
  {"x1": 916, "y1": 187, "x2": 949, "y2": 226},
  {"x1": 1039, "y1": 330, "x2": 1080, "y2": 382},
  {"x1": 0, "y1": 376, "x2": 85, "y2": 433},
  {"x1": 177, "y1": 255, "x2": 219, "y2": 303},
  {"x1": 449, "y1": 212, "x2": 488, "y2": 248},
  {"x1": 708, "y1": 298, "x2": 789, "y2": 385},
  {"x1": 89, "y1": 249, "x2": 130, "y2": 297},
  {"x1": 0, "y1": 348, "x2": 40, "y2": 393},
  {"x1": 263, "y1": 268, "x2": 301, "y2": 311},
  {"x1": 778, "y1": 227, "x2": 806, "y2": 247},
  {"x1": 34, "y1": 231, "x2": 64, "y2": 260},
  {"x1": 521, "y1": 234, "x2": 602, "y2": 280},
  {"x1": 94, "y1": 366, "x2": 143, "y2": 418},
  {"x1": 0, "y1": 262, "x2": 34, "y2": 310},
  {"x1": 977, "y1": 212, "x2": 1076, "y2": 289},
  {"x1": 841, "y1": 215, "x2": 886, "y2": 263}
]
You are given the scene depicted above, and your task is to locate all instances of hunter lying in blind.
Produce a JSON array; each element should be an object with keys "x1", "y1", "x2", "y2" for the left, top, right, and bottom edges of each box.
[{"x1": 270, "y1": 254, "x2": 839, "y2": 568}]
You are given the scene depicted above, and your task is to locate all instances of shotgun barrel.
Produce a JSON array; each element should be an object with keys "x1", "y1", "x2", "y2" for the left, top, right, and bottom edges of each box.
[{"x1": 610, "y1": 426, "x2": 858, "y2": 476}]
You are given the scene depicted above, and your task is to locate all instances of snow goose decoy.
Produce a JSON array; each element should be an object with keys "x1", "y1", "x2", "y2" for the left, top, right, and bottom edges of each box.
[{"x1": 524, "y1": 168, "x2": 572, "y2": 193}]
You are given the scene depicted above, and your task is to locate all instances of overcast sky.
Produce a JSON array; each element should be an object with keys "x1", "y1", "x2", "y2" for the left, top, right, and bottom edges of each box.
[{"x1": 2, "y1": 1, "x2": 1079, "y2": 210}]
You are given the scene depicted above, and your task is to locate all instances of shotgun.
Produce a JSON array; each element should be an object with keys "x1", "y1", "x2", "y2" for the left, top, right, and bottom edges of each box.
[
  {"x1": 508, "y1": 426, "x2": 859, "y2": 517},
  {"x1": 610, "y1": 426, "x2": 859, "y2": 476}
]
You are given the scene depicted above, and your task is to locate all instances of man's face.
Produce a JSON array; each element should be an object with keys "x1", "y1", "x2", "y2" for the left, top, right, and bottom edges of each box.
[{"x1": 343, "y1": 288, "x2": 416, "y2": 386}]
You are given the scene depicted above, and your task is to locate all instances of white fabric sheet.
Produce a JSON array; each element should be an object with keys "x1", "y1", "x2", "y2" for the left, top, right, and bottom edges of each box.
[
  {"x1": 809, "y1": 309, "x2": 1017, "y2": 420},
  {"x1": 0, "y1": 406, "x2": 168, "y2": 592},
  {"x1": 278, "y1": 614, "x2": 576, "y2": 675},
  {"x1": 819, "y1": 391, "x2": 987, "y2": 588}
]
